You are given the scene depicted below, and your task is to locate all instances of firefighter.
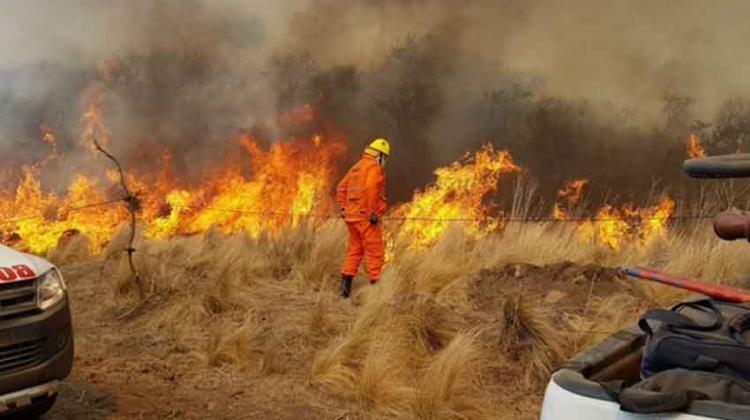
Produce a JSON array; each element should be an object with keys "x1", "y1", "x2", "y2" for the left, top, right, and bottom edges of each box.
[{"x1": 336, "y1": 138, "x2": 390, "y2": 298}]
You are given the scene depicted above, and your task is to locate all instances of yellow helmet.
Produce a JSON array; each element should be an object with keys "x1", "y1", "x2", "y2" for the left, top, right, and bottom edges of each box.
[{"x1": 366, "y1": 138, "x2": 390, "y2": 156}]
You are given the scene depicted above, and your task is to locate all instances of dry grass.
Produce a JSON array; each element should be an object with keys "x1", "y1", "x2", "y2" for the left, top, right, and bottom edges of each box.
[
  {"x1": 413, "y1": 333, "x2": 485, "y2": 420},
  {"x1": 50, "y1": 217, "x2": 746, "y2": 419},
  {"x1": 494, "y1": 291, "x2": 569, "y2": 386}
]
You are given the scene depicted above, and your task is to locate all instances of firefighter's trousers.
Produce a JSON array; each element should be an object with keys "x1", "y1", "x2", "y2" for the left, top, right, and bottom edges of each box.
[{"x1": 341, "y1": 220, "x2": 384, "y2": 282}]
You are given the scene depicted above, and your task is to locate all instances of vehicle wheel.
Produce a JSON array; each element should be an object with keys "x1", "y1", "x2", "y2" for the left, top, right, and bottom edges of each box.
[{"x1": 2, "y1": 394, "x2": 57, "y2": 419}]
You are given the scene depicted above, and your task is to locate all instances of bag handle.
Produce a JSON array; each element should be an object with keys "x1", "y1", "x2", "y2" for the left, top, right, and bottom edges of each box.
[
  {"x1": 638, "y1": 309, "x2": 699, "y2": 336},
  {"x1": 671, "y1": 299, "x2": 723, "y2": 323},
  {"x1": 638, "y1": 300, "x2": 721, "y2": 336}
]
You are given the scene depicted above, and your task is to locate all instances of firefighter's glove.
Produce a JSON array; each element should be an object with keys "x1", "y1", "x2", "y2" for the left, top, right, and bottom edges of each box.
[{"x1": 369, "y1": 213, "x2": 379, "y2": 225}]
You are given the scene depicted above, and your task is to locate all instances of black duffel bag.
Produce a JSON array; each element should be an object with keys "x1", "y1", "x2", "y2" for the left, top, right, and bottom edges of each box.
[{"x1": 639, "y1": 298, "x2": 750, "y2": 379}]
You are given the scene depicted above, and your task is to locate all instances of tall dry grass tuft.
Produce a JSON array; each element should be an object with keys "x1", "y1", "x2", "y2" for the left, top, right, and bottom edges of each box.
[
  {"x1": 496, "y1": 290, "x2": 568, "y2": 387},
  {"x1": 207, "y1": 311, "x2": 261, "y2": 368},
  {"x1": 413, "y1": 227, "x2": 477, "y2": 295},
  {"x1": 479, "y1": 223, "x2": 601, "y2": 267},
  {"x1": 289, "y1": 221, "x2": 347, "y2": 292},
  {"x1": 663, "y1": 225, "x2": 750, "y2": 285},
  {"x1": 413, "y1": 333, "x2": 487, "y2": 420},
  {"x1": 309, "y1": 294, "x2": 334, "y2": 336},
  {"x1": 310, "y1": 335, "x2": 361, "y2": 391},
  {"x1": 257, "y1": 224, "x2": 313, "y2": 279},
  {"x1": 47, "y1": 233, "x2": 93, "y2": 266},
  {"x1": 312, "y1": 286, "x2": 473, "y2": 414},
  {"x1": 379, "y1": 225, "x2": 479, "y2": 308},
  {"x1": 356, "y1": 339, "x2": 415, "y2": 416},
  {"x1": 313, "y1": 296, "x2": 462, "y2": 383},
  {"x1": 569, "y1": 293, "x2": 644, "y2": 351}
]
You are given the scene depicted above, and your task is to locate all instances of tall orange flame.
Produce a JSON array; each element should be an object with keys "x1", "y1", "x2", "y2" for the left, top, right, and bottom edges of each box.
[
  {"x1": 553, "y1": 179, "x2": 588, "y2": 220},
  {"x1": 0, "y1": 71, "x2": 680, "y2": 256},
  {"x1": 395, "y1": 144, "x2": 520, "y2": 248},
  {"x1": 0, "y1": 131, "x2": 345, "y2": 254},
  {"x1": 552, "y1": 180, "x2": 674, "y2": 250},
  {"x1": 686, "y1": 133, "x2": 706, "y2": 158},
  {"x1": 145, "y1": 134, "x2": 345, "y2": 239},
  {"x1": 37, "y1": 124, "x2": 59, "y2": 167},
  {"x1": 578, "y1": 197, "x2": 675, "y2": 250}
]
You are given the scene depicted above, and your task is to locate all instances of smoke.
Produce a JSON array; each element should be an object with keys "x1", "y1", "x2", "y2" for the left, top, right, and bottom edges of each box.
[
  {"x1": 0, "y1": 0, "x2": 287, "y2": 184},
  {"x1": 2, "y1": 0, "x2": 750, "y2": 201},
  {"x1": 283, "y1": 0, "x2": 750, "y2": 117}
]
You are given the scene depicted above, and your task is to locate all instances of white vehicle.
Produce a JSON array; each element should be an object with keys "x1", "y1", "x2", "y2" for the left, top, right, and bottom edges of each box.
[
  {"x1": 0, "y1": 245, "x2": 73, "y2": 418},
  {"x1": 540, "y1": 325, "x2": 746, "y2": 419},
  {"x1": 542, "y1": 136, "x2": 750, "y2": 420}
]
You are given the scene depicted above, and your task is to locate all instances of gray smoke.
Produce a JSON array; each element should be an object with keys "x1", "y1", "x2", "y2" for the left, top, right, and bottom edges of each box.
[{"x1": 1, "y1": 0, "x2": 749, "y2": 201}]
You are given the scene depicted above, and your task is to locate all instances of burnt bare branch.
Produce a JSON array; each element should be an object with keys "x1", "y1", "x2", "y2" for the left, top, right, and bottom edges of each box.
[{"x1": 91, "y1": 136, "x2": 144, "y2": 298}]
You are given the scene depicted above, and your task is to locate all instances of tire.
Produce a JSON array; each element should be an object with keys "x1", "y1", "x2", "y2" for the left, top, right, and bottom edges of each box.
[
  {"x1": 2, "y1": 394, "x2": 57, "y2": 419},
  {"x1": 684, "y1": 153, "x2": 750, "y2": 178}
]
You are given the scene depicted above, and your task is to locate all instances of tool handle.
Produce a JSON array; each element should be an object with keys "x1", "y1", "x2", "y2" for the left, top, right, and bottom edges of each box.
[{"x1": 623, "y1": 266, "x2": 750, "y2": 303}]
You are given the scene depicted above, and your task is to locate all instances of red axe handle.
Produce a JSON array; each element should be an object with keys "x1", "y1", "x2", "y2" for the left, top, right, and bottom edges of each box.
[{"x1": 623, "y1": 266, "x2": 750, "y2": 303}]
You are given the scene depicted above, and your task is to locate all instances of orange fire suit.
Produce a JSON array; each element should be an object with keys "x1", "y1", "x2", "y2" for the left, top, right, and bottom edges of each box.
[{"x1": 337, "y1": 154, "x2": 387, "y2": 282}]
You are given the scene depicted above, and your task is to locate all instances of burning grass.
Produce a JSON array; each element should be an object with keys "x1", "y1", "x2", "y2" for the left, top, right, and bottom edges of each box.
[
  {"x1": 52, "y1": 215, "x2": 746, "y2": 419},
  {"x1": 1, "y1": 110, "x2": 683, "y2": 258},
  {"x1": 13, "y1": 117, "x2": 742, "y2": 417}
]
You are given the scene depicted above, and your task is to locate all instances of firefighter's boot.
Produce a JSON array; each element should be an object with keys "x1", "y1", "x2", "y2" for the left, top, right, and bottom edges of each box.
[{"x1": 340, "y1": 275, "x2": 353, "y2": 298}]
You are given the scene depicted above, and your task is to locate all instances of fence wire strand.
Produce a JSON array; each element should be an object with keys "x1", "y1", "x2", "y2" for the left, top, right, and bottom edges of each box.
[
  {"x1": 0, "y1": 198, "x2": 123, "y2": 226},
  {"x1": 171, "y1": 204, "x2": 713, "y2": 224},
  {"x1": 0, "y1": 200, "x2": 715, "y2": 227}
]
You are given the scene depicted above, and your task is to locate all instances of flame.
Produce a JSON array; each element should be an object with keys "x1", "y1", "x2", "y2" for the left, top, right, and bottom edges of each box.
[
  {"x1": 0, "y1": 64, "x2": 348, "y2": 255},
  {"x1": 395, "y1": 144, "x2": 520, "y2": 248},
  {"x1": 36, "y1": 124, "x2": 60, "y2": 168},
  {"x1": 76, "y1": 59, "x2": 121, "y2": 151},
  {"x1": 162, "y1": 135, "x2": 343, "y2": 238},
  {"x1": 0, "y1": 69, "x2": 681, "y2": 256},
  {"x1": 141, "y1": 134, "x2": 345, "y2": 240},
  {"x1": 0, "y1": 130, "x2": 676, "y2": 255},
  {"x1": 553, "y1": 179, "x2": 588, "y2": 220},
  {"x1": 686, "y1": 133, "x2": 706, "y2": 158},
  {"x1": 552, "y1": 180, "x2": 675, "y2": 250},
  {"x1": 578, "y1": 197, "x2": 675, "y2": 251},
  {"x1": 1, "y1": 124, "x2": 675, "y2": 256},
  {"x1": 640, "y1": 197, "x2": 675, "y2": 241},
  {"x1": 0, "y1": 167, "x2": 125, "y2": 254},
  {"x1": 2, "y1": 113, "x2": 345, "y2": 254},
  {"x1": 81, "y1": 101, "x2": 110, "y2": 150},
  {"x1": 2, "y1": 71, "x2": 353, "y2": 253},
  {"x1": 145, "y1": 190, "x2": 190, "y2": 239}
]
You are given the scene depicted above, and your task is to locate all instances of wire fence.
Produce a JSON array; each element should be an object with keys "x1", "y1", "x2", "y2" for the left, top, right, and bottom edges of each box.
[
  {"x1": 170, "y1": 204, "x2": 714, "y2": 224},
  {"x1": 0, "y1": 199, "x2": 716, "y2": 227},
  {"x1": 0, "y1": 198, "x2": 124, "y2": 226}
]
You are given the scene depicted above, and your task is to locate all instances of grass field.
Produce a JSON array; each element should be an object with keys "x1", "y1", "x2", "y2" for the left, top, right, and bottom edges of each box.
[{"x1": 44, "y1": 217, "x2": 750, "y2": 419}]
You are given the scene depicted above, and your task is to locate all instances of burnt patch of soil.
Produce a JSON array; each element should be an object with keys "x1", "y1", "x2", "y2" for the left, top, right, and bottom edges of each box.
[{"x1": 46, "y1": 381, "x2": 116, "y2": 419}]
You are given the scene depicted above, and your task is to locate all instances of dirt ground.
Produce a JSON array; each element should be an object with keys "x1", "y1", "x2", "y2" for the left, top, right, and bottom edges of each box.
[
  {"x1": 46, "y1": 260, "x2": 353, "y2": 420},
  {"x1": 43, "y1": 259, "x2": 643, "y2": 419}
]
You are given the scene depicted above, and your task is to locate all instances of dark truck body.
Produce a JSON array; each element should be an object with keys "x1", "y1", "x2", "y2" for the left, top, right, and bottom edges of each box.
[{"x1": 0, "y1": 277, "x2": 74, "y2": 416}]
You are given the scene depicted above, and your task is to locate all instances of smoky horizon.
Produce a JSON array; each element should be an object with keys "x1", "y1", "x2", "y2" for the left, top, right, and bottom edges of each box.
[{"x1": 0, "y1": 0, "x2": 748, "y2": 203}]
